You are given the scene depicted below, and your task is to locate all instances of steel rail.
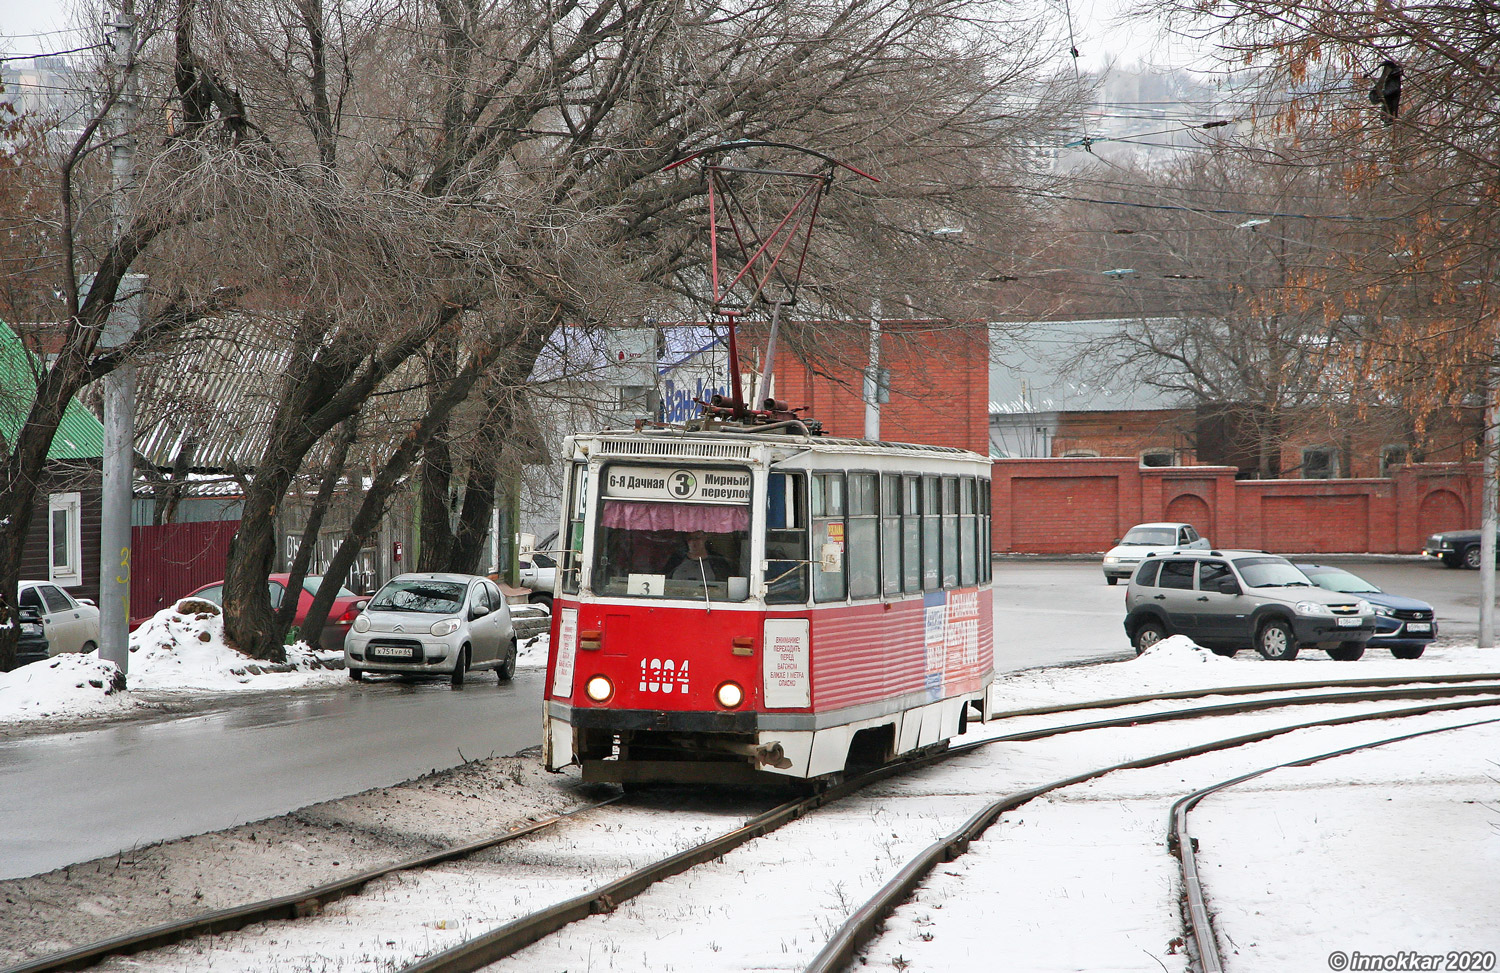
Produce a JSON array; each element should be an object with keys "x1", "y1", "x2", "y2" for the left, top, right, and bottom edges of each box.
[
  {"x1": 802, "y1": 695, "x2": 1500, "y2": 973},
  {"x1": 17, "y1": 680, "x2": 1500, "y2": 973},
  {"x1": 981, "y1": 681, "x2": 1500, "y2": 743},
  {"x1": 1169, "y1": 715, "x2": 1500, "y2": 973},
  {"x1": 0, "y1": 797, "x2": 623, "y2": 973},
  {"x1": 987, "y1": 670, "x2": 1500, "y2": 721},
  {"x1": 394, "y1": 744, "x2": 964, "y2": 973}
]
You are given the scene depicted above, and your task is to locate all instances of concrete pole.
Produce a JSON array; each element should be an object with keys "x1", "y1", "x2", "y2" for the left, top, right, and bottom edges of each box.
[
  {"x1": 99, "y1": 6, "x2": 139, "y2": 675},
  {"x1": 1480, "y1": 363, "x2": 1498, "y2": 648},
  {"x1": 863, "y1": 304, "x2": 881, "y2": 441}
]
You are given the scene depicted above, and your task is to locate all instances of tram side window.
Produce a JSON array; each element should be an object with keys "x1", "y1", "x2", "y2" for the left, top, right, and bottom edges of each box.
[
  {"x1": 562, "y1": 463, "x2": 588, "y2": 594},
  {"x1": 902, "y1": 476, "x2": 921, "y2": 592},
  {"x1": 765, "y1": 472, "x2": 808, "y2": 604},
  {"x1": 959, "y1": 477, "x2": 977, "y2": 586},
  {"x1": 979, "y1": 478, "x2": 991, "y2": 583},
  {"x1": 881, "y1": 474, "x2": 901, "y2": 595},
  {"x1": 812, "y1": 472, "x2": 846, "y2": 602},
  {"x1": 847, "y1": 473, "x2": 878, "y2": 599},
  {"x1": 922, "y1": 476, "x2": 940, "y2": 590},
  {"x1": 941, "y1": 476, "x2": 959, "y2": 588}
]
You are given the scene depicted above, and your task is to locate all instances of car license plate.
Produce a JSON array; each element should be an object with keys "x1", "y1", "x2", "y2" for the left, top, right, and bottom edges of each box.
[
  {"x1": 21, "y1": 624, "x2": 40, "y2": 635},
  {"x1": 373, "y1": 646, "x2": 414, "y2": 658},
  {"x1": 1405, "y1": 622, "x2": 1431, "y2": 633},
  {"x1": 1336, "y1": 616, "x2": 1362, "y2": 627}
]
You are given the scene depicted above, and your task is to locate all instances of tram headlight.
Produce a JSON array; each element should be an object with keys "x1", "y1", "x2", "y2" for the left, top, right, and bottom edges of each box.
[
  {"x1": 430, "y1": 618, "x2": 461, "y2": 637},
  {"x1": 352, "y1": 614, "x2": 370, "y2": 634},
  {"x1": 585, "y1": 675, "x2": 614, "y2": 702},
  {"x1": 715, "y1": 681, "x2": 744, "y2": 709}
]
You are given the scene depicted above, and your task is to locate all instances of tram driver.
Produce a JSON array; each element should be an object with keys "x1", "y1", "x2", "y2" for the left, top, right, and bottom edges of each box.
[{"x1": 667, "y1": 530, "x2": 731, "y2": 582}]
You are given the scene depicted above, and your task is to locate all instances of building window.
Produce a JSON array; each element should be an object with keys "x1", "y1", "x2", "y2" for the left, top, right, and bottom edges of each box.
[
  {"x1": 1302, "y1": 446, "x2": 1337, "y2": 479},
  {"x1": 1061, "y1": 448, "x2": 1099, "y2": 458},
  {"x1": 1380, "y1": 445, "x2": 1409, "y2": 478},
  {"x1": 49, "y1": 492, "x2": 82, "y2": 587},
  {"x1": 1141, "y1": 450, "x2": 1176, "y2": 468},
  {"x1": 617, "y1": 385, "x2": 657, "y2": 414}
]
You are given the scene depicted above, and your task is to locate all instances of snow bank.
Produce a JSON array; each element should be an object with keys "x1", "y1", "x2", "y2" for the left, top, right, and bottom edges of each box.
[
  {"x1": 517, "y1": 631, "x2": 550, "y2": 670},
  {"x1": 1133, "y1": 633, "x2": 1234, "y2": 666},
  {"x1": 0, "y1": 599, "x2": 346, "y2": 727},
  {"x1": 125, "y1": 599, "x2": 341, "y2": 691},
  {"x1": 0, "y1": 654, "x2": 131, "y2": 723}
]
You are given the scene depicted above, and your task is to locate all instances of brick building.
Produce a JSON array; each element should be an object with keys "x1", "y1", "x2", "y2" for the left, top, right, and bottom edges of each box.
[
  {"x1": 989, "y1": 318, "x2": 1481, "y2": 479},
  {"x1": 768, "y1": 322, "x2": 989, "y2": 453}
]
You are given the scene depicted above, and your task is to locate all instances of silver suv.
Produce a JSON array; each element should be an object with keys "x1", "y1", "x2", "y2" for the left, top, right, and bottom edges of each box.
[{"x1": 1123, "y1": 550, "x2": 1377, "y2": 660}]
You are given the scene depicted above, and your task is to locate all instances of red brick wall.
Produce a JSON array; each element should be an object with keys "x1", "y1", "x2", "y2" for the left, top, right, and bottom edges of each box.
[
  {"x1": 772, "y1": 325, "x2": 989, "y2": 453},
  {"x1": 991, "y1": 458, "x2": 1484, "y2": 554}
]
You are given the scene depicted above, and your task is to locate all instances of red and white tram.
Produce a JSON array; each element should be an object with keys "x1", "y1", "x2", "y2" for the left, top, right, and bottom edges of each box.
[{"x1": 542, "y1": 425, "x2": 995, "y2": 784}]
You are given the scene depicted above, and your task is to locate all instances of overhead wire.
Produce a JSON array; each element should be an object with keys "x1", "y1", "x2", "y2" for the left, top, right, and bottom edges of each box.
[{"x1": 0, "y1": 43, "x2": 108, "y2": 64}]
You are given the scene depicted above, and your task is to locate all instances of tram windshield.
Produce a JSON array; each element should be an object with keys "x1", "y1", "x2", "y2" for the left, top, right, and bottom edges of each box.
[{"x1": 585, "y1": 464, "x2": 750, "y2": 596}]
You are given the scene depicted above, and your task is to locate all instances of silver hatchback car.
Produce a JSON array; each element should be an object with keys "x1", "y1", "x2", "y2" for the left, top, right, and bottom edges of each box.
[{"x1": 345, "y1": 573, "x2": 517, "y2": 685}]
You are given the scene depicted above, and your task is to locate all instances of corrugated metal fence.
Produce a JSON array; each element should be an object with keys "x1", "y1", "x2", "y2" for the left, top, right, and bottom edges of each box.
[{"x1": 131, "y1": 520, "x2": 239, "y2": 620}]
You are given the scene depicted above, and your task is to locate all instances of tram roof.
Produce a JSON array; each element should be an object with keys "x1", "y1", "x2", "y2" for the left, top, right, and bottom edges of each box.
[{"x1": 576, "y1": 426, "x2": 990, "y2": 462}]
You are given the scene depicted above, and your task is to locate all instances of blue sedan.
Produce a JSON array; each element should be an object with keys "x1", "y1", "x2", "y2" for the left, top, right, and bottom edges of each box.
[{"x1": 1295, "y1": 563, "x2": 1436, "y2": 659}]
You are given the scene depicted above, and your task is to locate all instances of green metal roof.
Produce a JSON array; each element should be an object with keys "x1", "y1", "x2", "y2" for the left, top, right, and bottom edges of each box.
[{"x1": 0, "y1": 319, "x2": 105, "y2": 460}]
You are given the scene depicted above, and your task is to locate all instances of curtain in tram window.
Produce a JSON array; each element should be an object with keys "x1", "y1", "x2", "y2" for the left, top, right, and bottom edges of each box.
[{"x1": 601, "y1": 500, "x2": 750, "y2": 533}]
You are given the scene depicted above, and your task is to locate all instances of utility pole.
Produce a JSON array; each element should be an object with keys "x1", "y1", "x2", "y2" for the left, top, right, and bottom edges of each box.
[
  {"x1": 1480, "y1": 362, "x2": 1498, "y2": 647},
  {"x1": 863, "y1": 304, "x2": 881, "y2": 441},
  {"x1": 99, "y1": 3, "x2": 142, "y2": 676}
]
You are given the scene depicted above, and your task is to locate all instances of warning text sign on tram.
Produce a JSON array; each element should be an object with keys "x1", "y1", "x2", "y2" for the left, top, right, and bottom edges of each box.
[{"x1": 603, "y1": 466, "x2": 751, "y2": 503}]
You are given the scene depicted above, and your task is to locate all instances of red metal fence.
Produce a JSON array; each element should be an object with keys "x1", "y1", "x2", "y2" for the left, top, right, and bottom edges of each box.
[{"x1": 130, "y1": 520, "x2": 239, "y2": 621}]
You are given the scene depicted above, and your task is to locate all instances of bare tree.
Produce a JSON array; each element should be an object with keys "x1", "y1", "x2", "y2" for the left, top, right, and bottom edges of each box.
[{"x1": 159, "y1": 0, "x2": 1085, "y2": 658}]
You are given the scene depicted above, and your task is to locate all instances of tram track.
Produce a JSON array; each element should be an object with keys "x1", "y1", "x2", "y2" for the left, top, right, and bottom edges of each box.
[
  {"x1": 810, "y1": 694, "x2": 1500, "y2": 973},
  {"x1": 8, "y1": 674, "x2": 1500, "y2": 973},
  {"x1": 1170, "y1": 716, "x2": 1500, "y2": 973}
]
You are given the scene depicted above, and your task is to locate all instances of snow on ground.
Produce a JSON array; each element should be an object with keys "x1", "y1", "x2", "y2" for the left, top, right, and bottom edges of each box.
[
  {"x1": 990, "y1": 634, "x2": 1500, "y2": 714},
  {"x1": 72, "y1": 633, "x2": 1500, "y2": 973},
  {"x1": 0, "y1": 604, "x2": 554, "y2": 729},
  {"x1": 0, "y1": 600, "x2": 343, "y2": 725},
  {"x1": 517, "y1": 630, "x2": 550, "y2": 670},
  {"x1": 5, "y1": 621, "x2": 1500, "y2": 971}
]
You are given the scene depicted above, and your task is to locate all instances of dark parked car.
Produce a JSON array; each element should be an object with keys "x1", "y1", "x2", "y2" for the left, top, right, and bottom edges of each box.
[
  {"x1": 1295, "y1": 563, "x2": 1436, "y2": 659},
  {"x1": 3, "y1": 605, "x2": 49, "y2": 671},
  {"x1": 1422, "y1": 529, "x2": 1500, "y2": 569}
]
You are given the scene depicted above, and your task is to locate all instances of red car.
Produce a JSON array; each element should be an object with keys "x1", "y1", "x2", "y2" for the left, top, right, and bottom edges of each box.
[{"x1": 184, "y1": 574, "x2": 369, "y2": 650}]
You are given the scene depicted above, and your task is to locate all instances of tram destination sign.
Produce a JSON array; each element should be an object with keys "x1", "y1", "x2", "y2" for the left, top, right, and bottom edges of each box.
[{"x1": 604, "y1": 466, "x2": 752, "y2": 503}]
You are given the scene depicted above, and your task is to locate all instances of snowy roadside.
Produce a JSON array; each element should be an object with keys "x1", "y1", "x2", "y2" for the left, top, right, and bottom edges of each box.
[
  {"x1": 0, "y1": 599, "x2": 553, "y2": 732},
  {"x1": 1, "y1": 636, "x2": 1497, "y2": 971}
]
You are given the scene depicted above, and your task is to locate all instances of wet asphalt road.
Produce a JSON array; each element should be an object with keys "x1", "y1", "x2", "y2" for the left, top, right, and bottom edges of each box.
[
  {"x1": 0, "y1": 672, "x2": 544, "y2": 880},
  {"x1": 0, "y1": 555, "x2": 1488, "y2": 880},
  {"x1": 989, "y1": 554, "x2": 1492, "y2": 665}
]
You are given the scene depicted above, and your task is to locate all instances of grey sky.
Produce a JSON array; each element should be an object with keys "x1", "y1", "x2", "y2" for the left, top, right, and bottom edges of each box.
[{"x1": 2, "y1": 0, "x2": 1202, "y2": 68}]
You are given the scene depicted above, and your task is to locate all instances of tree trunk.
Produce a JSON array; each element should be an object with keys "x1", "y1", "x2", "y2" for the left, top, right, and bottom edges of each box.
[
  {"x1": 219, "y1": 307, "x2": 460, "y2": 658},
  {"x1": 448, "y1": 453, "x2": 497, "y2": 574},
  {"x1": 276, "y1": 416, "x2": 357, "y2": 643},
  {"x1": 447, "y1": 386, "x2": 509, "y2": 574},
  {"x1": 417, "y1": 339, "x2": 458, "y2": 572},
  {"x1": 416, "y1": 432, "x2": 455, "y2": 571},
  {"x1": 300, "y1": 336, "x2": 507, "y2": 637},
  {"x1": 222, "y1": 474, "x2": 292, "y2": 663}
]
